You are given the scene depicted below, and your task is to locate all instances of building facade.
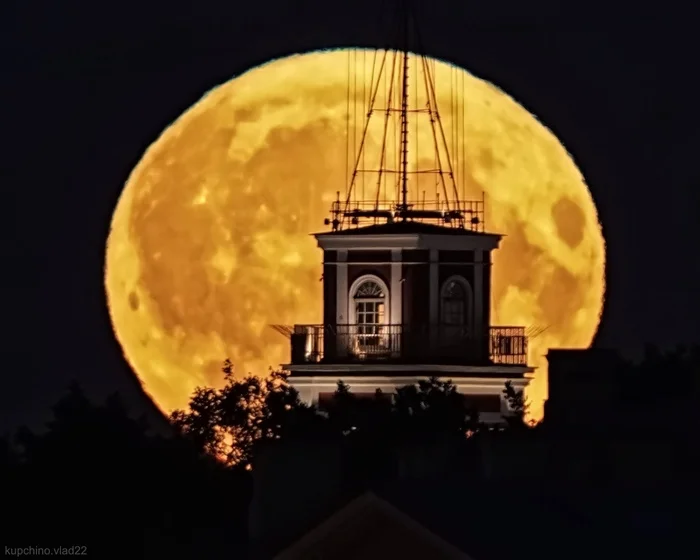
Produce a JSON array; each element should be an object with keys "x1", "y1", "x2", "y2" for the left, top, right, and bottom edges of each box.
[{"x1": 282, "y1": 221, "x2": 533, "y2": 423}]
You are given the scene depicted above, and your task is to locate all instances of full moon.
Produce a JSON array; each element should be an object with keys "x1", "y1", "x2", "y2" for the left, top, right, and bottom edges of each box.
[{"x1": 105, "y1": 49, "x2": 605, "y2": 420}]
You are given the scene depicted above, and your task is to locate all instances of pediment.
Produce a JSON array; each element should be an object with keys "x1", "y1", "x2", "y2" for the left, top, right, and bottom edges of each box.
[{"x1": 274, "y1": 492, "x2": 474, "y2": 560}]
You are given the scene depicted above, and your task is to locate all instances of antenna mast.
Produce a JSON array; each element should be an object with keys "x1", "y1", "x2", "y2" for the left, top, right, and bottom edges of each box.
[
  {"x1": 398, "y1": 2, "x2": 410, "y2": 219},
  {"x1": 325, "y1": 0, "x2": 485, "y2": 233}
]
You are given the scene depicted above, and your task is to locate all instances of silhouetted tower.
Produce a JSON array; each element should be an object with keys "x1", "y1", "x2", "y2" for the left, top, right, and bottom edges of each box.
[{"x1": 273, "y1": 0, "x2": 533, "y2": 422}]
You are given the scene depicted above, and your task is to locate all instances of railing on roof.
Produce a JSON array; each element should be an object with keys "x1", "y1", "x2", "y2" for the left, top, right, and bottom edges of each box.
[
  {"x1": 325, "y1": 197, "x2": 485, "y2": 232},
  {"x1": 284, "y1": 324, "x2": 527, "y2": 366}
]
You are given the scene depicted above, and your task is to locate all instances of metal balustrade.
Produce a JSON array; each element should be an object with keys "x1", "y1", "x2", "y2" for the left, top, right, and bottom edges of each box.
[{"x1": 289, "y1": 324, "x2": 528, "y2": 366}]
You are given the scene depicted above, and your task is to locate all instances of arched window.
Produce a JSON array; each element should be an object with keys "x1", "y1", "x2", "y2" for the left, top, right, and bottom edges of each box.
[
  {"x1": 441, "y1": 279, "x2": 467, "y2": 326},
  {"x1": 350, "y1": 276, "x2": 389, "y2": 353},
  {"x1": 439, "y1": 276, "x2": 473, "y2": 355},
  {"x1": 440, "y1": 276, "x2": 473, "y2": 331}
]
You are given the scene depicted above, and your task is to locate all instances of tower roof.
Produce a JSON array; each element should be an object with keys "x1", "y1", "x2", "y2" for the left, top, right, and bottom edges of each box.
[
  {"x1": 314, "y1": 220, "x2": 502, "y2": 251},
  {"x1": 315, "y1": 221, "x2": 498, "y2": 237}
]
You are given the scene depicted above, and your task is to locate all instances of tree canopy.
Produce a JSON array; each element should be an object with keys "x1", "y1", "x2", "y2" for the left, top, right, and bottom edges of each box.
[
  {"x1": 5, "y1": 345, "x2": 696, "y2": 555},
  {"x1": 169, "y1": 363, "x2": 524, "y2": 467},
  {"x1": 5, "y1": 382, "x2": 250, "y2": 555}
]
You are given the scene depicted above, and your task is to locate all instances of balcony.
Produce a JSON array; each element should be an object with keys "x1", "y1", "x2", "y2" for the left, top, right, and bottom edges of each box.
[{"x1": 289, "y1": 324, "x2": 528, "y2": 366}]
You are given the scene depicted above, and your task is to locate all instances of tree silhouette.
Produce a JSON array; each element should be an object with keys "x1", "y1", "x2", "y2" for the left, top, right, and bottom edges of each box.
[
  {"x1": 502, "y1": 379, "x2": 530, "y2": 428},
  {"x1": 10, "y1": 382, "x2": 251, "y2": 554},
  {"x1": 7, "y1": 347, "x2": 694, "y2": 555},
  {"x1": 323, "y1": 381, "x2": 387, "y2": 435},
  {"x1": 392, "y1": 376, "x2": 481, "y2": 436},
  {"x1": 171, "y1": 366, "x2": 496, "y2": 468},
  {"x1": 171, "y1": 363, "x2": 318, "y2": 466}
]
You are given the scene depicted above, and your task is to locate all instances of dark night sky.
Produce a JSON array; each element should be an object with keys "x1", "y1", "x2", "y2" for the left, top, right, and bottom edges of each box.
[{"x1": 3, "y1": 1, "x2": 699, "y2": 432}]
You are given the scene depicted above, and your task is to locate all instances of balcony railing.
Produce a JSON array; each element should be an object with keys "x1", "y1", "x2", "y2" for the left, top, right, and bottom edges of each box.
[{"x1": 289, "y1": 324, "x2": 528, "y2": 366}]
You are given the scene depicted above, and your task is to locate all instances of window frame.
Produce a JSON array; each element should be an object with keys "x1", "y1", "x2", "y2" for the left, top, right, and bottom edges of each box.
[
  {"x1": 439, "y1": 275, "x2": 474, "y2": 334},
  {"x1": 348, "y1": 274, "x2": 390, "y2": 353}
]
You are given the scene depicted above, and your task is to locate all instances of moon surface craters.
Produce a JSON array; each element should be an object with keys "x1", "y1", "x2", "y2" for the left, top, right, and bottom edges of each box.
[
  {"x1": 551, "y1": 196, "x2": 586, "y2": 249},
  {"x1": 128, "y1": 291, "x2": 140, "y2": 311}
]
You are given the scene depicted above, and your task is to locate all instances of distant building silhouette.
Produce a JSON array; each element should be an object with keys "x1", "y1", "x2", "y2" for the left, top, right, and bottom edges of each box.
[
  {"x1": 247, "y1": 436, "x2": 608, "y2": 560},
  {"x1": 272, "y1": 491, "x2": 475, "y2": 560},
  {"x1": 247, "y1": 346, "x2": 685, "y2": 558},
  {"x1": 544, "y1": 348, "x2": 625, "y2": 430}
]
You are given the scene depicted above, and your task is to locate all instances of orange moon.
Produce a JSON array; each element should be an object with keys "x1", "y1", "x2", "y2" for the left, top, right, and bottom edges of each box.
[{"x1": 105, "y1": 49, "x2": 605, "y2": 420}]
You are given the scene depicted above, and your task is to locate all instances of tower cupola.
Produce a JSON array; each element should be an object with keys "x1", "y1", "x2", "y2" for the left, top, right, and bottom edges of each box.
[{"x1": 273, "y1": 1, "x2": 533, "y2": 422}]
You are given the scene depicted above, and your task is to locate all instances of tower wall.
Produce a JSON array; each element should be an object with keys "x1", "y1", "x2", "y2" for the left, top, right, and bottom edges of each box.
[
  {"x1": 320, "y1": 246, "x2": 495, "y2": 338},
  {"x1": 481, "y1": 250, "x2": 493, "y2": 336},
  {"x1": 312, "y1": 231, "x2": 505, "y2": 368},
  {"x1": 322, "y1": 250, "x2": 337, "y2": 327},
  {"x1": 401, "y1": 254, "x2": 430, "y2": 327}
]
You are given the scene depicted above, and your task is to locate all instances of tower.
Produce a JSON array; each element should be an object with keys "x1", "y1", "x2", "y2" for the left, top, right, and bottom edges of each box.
[{"x1": 274, "y1": 2, "x2": 533, "y2": 423}]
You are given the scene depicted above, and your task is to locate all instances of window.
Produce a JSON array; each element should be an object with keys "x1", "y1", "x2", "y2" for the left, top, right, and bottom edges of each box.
[
  {"x1": 439, "y1": 277, "x2": 472, "y2": 352},
  {"x1": 441, "y1": 280, "x2": 467, "y2": 326},
  {"x1": 352, "y1": 278, "x2": 387, "y2": 352}
]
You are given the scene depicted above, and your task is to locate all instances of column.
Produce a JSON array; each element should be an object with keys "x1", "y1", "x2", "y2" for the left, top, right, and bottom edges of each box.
[
  {"x1": 336, "y1": 250, "x2": 348, "y2": 357},
  {"x1": 474, "y1": 249, "x2": 484, "y2": 359},
  {"x1": 390, "y1": 249, "x2": 402, "y2": 356},
  {"x1": 429, "y1": 249, "x2": 439, "y2": 351}
]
